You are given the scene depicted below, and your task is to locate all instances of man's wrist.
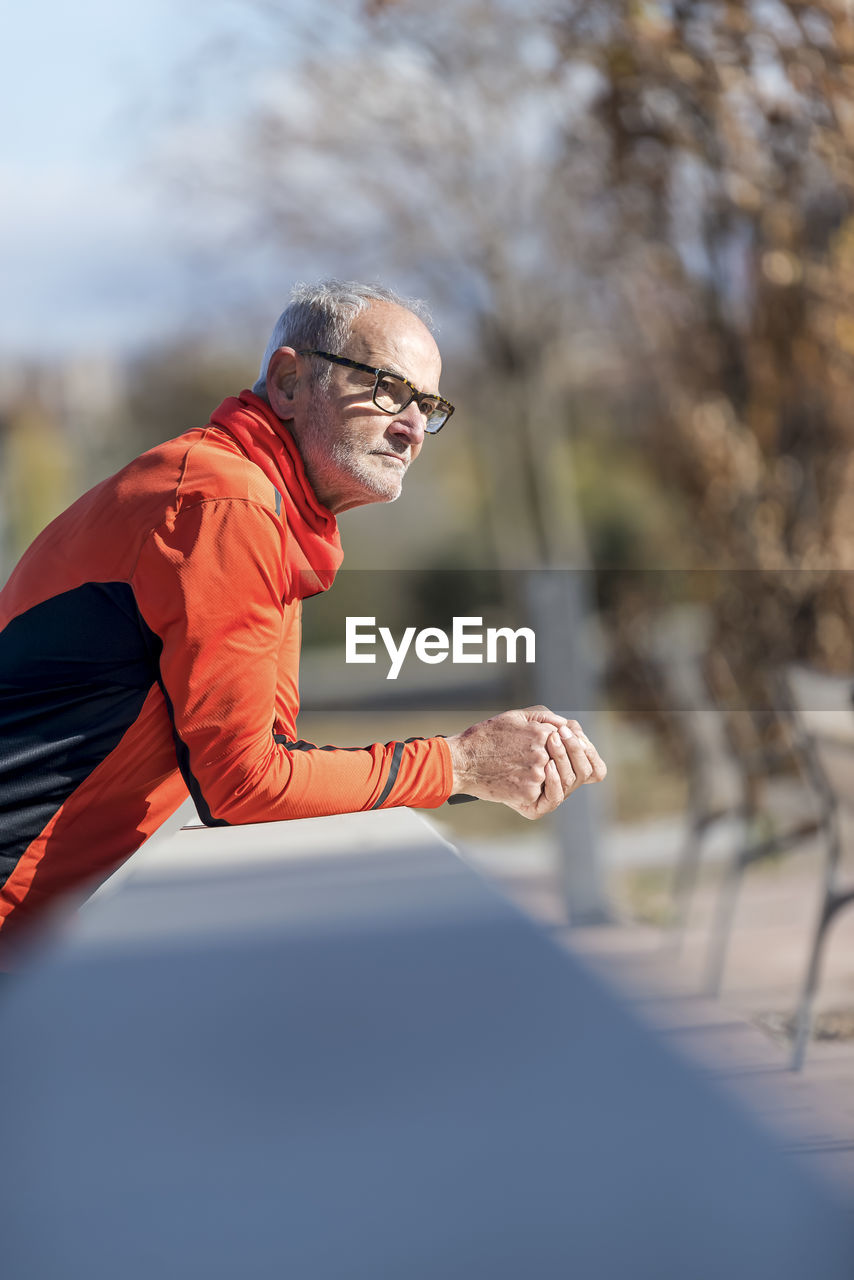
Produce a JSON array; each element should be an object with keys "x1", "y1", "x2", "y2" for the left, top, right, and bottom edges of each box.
[{"x1": 443, "y1": 732, "x2": 473, "y2": 795}]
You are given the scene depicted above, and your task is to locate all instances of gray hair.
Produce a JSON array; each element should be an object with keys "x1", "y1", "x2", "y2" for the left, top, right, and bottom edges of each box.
[{"x1": 253, "y1": 279, "x2": 434, "y2": 398}]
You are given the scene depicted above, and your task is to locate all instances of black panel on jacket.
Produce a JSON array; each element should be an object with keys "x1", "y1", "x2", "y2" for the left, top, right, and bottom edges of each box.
[{"x1": 0, "y1": 583, "x2": 160, "y2": 888}]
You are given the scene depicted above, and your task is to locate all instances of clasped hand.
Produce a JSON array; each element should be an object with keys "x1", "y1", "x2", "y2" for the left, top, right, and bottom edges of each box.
[{"x1": 445, "y1": 704, "x2": 607, "y2": 820}]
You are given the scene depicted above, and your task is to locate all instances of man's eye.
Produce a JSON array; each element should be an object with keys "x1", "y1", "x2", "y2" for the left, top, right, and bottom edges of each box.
[{"x1": 375, "y1": 375, "x2": 408, "y2": 412}]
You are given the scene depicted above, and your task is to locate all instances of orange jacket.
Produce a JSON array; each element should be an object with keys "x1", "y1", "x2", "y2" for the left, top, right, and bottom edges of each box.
[{"x1": 0, "y1": 391, "x2": 452, "y2": 952}]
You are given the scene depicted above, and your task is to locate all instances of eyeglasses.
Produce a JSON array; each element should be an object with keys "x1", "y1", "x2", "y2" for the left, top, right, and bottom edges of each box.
[{"x1": 299, "y1": 349, "x2": 455, "y2": 434}]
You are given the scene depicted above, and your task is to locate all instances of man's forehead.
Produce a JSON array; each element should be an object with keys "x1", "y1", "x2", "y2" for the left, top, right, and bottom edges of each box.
[{"x1": 347, "y1": 302, "x2": 441, "y2": 380}]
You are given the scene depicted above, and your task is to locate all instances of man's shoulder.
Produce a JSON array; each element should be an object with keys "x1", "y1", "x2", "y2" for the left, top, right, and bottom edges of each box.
[{"x1": 129, "y1": 427, "x2": 283, "y2": 519}]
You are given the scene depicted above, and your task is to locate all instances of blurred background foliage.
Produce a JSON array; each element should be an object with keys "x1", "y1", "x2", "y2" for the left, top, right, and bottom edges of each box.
[
  {"x1": 4, "y1": 0, "x2": 854, "y2": 824},
  {"x1": 150, "y1": 0, "x2": 854, "y2": 674}
]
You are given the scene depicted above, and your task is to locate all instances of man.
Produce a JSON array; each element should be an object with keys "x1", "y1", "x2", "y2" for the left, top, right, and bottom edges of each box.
[{"x1": 0, "y1": 280, "x2": 605, "y2": 961}]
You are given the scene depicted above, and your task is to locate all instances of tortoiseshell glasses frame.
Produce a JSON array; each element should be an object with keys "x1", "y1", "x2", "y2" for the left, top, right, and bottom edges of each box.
[{"x1": 299, "y1": 349, "x2": 455, "y2": 434}]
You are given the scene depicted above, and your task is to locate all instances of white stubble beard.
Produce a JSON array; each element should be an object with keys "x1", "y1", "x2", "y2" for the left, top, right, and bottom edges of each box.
[{"x1": 301, "y1": 389, "x2": 407, "y2": 507}]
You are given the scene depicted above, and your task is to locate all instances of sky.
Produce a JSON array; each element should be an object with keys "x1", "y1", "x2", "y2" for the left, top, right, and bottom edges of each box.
[{"x1": 1, "y1": 0, "x2": 301, "y2": 358}]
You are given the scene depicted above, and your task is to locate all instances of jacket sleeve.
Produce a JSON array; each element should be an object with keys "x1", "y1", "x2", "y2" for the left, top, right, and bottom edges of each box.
[{"x1": 132, "y1": 498, "x2": 453, "y2": 824}]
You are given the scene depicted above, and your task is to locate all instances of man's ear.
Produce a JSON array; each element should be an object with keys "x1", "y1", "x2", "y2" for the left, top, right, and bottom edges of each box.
[{"x1": 266, "y1": 348, "x2": 300, "y2": 419}]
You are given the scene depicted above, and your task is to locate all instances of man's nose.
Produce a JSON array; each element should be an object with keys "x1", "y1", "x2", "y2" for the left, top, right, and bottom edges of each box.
[{"x1": 389, "y1": 400, "x2": 426, "y2": 445}]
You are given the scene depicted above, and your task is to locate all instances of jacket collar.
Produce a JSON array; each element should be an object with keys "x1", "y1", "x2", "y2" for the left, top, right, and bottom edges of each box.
[{"x1": 209, "y1": 390, "x2": 344, "y2": 597}]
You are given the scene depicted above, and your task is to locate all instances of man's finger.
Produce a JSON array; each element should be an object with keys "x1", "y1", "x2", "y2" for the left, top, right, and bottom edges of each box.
[
  {"x1": 564, "y1": 721, "x2": 607, "y2": 783},
  {"x1": 578, "y1": 733, "x2": 607, "y2": 782},
  {"x1": 546, "y1": 730, "x2": 577, "y2": 795},
  {"x1": 585, "y1": 751, "x2": 607, "y2": 783},
  {"x1": 533, "y1": 758, "x2": 562, "y2": 815},
  {"x1": 522, "y1": 705, "x2": 569, "y2": 730},
  {"x1": 558, "y1": 727, "x2": 594, "y2": 784}
]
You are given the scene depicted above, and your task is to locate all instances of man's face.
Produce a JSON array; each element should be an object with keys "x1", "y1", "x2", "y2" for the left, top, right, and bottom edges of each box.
[{"x1": 287, "y1": 301, "x2": 444, "y2": 514}]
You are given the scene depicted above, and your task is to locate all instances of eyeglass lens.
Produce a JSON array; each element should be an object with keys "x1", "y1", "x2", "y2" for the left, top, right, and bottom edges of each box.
[{"x1": 374, "y1": 373, "x2": 448, "y2": 432}]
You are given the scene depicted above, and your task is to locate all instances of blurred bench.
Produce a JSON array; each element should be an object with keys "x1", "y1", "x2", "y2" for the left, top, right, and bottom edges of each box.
[
  {"x1": 776, "y1": 665, "x2": 854, "y2": 1070},
  {"x1": 633, "y1": 610, "x2": 820, "y2": 976},
  {"x1": 624, "y1": 608, "x2": 852, "y2": 1070},
  {"x1": 700, "y1": 651, "x2": 824, "y2": 1003}
]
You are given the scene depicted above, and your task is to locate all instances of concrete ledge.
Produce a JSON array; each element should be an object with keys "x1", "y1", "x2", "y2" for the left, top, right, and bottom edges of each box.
[{"x1": 1, "y1": 810, "x2": 852, "y2": 1278}]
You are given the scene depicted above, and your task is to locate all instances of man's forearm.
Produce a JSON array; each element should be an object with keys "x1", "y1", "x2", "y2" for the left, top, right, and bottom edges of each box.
[{"x1": 188, "y1": 733, "x2": 453, "y2": 825}]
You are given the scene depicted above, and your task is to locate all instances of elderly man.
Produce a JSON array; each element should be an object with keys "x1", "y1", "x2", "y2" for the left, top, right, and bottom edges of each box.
[{"x1": 0, "y1": 280, "x2": 605, "y2": 959}]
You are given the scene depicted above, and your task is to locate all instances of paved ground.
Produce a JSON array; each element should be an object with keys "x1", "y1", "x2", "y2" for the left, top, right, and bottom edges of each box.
[{"x1": 456, "y1": 828, "x2": 854, "y2": 1201}]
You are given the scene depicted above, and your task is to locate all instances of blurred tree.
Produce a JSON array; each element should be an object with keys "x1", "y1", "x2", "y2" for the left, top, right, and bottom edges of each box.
[
  {"x1": 180, "y1": 0, "x2": 601, "y2": 568},
  {"x1": 165, "y1": 0, "x2": 854, "y2": 905},
  {"x1": 179, "y1": 0, "x2": 854, "y2": 669},
  {"x1": 0, "y1": 401, "x2": 74, "y2": 576},
  {"x1": 169, "y1": 0, "x2": 614, "y2": 919},
  {"x1": 122, "y1": 341, "x2": 255, "y2": 458},
  {"x1": 549, "y1": 0, "x2": 854, "y2": 679}
]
